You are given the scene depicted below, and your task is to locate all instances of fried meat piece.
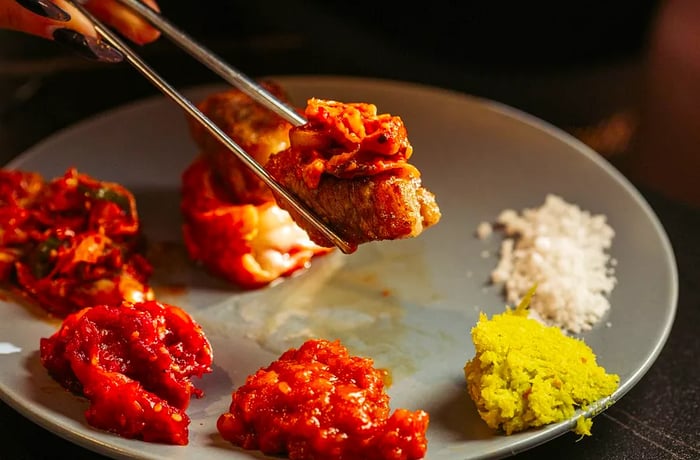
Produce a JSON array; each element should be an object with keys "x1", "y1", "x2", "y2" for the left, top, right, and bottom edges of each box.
[
  {"x1": 267, "y1": 166, "x2": 440, "y2": 250},
  {"x1": 265, "y1": 99, "x2": 441, "y2": 249},
  {"x1": 188, "y1": 80, "x2": 294, "y2": 204}
]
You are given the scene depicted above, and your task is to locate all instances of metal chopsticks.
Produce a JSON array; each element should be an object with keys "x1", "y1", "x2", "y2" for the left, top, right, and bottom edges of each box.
[
  {"x1": 67, "y1": 1, "x2": 354, "y2": 254},
  {"x1": 114, "y1": 0, "x2": 306, "y2": 127}
]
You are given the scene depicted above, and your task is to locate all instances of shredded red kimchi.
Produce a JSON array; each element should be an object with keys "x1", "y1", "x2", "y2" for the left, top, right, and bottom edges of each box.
[{"x1": 0, "y1": 167, "x2": 153, "y2": 317}]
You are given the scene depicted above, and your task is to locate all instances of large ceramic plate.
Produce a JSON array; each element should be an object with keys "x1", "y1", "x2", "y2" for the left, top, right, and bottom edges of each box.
[{"x1": 0, "y1": 76, "x2": 678, "y2": 459}]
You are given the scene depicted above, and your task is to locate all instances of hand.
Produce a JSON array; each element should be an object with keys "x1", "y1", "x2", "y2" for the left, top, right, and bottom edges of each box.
[{"x1": 0, "y1": 0, "x2": 161, "y2": 62}]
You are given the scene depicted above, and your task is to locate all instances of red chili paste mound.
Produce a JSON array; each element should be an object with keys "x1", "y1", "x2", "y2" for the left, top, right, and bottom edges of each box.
[
  {"x1": 40, "y1": 300, "x2": 213, "y2": 445},
  {"x1": 217, "y1": 338, "x2": 429, "y2": 460},
  {"x1": 0, "y1": 167, "x2": 153, "y2": 317}
]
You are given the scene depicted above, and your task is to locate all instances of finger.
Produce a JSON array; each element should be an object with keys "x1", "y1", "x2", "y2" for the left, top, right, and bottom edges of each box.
[
  {"x1": 1, "y1": 0, "x2": 123, "y2": 62},
  {"x1": 12, "y1": 0, "x2": 70, "y2": 22},
  {"x1": 83, "y1": 0, "x2": 160, "y2": 45},
  {"x1": 1, "y1": 0, "x2": 93, "y2": 39}
]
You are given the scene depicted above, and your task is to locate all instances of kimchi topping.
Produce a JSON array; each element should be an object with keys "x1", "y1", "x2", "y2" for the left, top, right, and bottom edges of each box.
[
  {"x1": 40, "y1": 300, "x2": 213, "y2": 445},
  {"x1": 217, "y1": 338, "x2": 429, "y2": 460},
  {"x1": 289, "y1": 98, "x2": 420, "y2": 189}
]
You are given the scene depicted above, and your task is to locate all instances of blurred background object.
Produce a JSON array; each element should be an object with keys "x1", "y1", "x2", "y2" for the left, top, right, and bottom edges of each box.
[{"x1": 618, "y1": 0, "x2": 700, "y2": 207}]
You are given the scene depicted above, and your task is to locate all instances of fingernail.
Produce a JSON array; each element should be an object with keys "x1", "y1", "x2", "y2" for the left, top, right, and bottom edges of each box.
[
  {"x1": 15, "y1": 0, "x2": 71, "y2": 21},
  {"x1": 52, "y1": 28, "x2": 123, "y2": 63}
]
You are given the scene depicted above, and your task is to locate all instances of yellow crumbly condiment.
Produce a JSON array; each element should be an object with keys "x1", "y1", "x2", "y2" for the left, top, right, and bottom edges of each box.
[{"x1": 464, "y1": 287, "x2": 619, "y2": 435}]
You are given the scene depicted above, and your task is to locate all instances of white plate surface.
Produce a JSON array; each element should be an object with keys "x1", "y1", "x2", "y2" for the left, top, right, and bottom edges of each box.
[{"x1": 0, "y1": 76, "x2": 678, "y2": 459}]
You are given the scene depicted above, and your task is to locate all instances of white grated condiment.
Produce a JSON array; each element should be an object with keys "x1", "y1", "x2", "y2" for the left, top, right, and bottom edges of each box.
[
  {"x1": 479, "y1": 194, "x2": 617, "y2": 333},
  {"x1": 475, "y1": 221, "x2": 493, "y2": 239}
]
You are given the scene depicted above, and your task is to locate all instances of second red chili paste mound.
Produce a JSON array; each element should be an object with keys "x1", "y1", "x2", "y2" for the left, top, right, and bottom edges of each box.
[
  {"x1": 40, "y1": 300, "x2": 213, "y2": 445},
  {"x1": 217, "y1": 338, "x2": 429, "y2": 460}
]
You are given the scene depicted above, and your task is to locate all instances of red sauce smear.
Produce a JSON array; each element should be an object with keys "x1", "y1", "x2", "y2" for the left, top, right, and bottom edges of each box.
[
  {"x1": 217, "y1": 338, "x2": 429, "y2": 460},
  {"x1": 40, "y1": 300, "x2": 213, "y2": 445}
]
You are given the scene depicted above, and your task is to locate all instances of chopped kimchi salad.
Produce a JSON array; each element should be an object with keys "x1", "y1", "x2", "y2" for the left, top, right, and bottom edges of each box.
[{"x1": 0, "y1": 167, "x2": 153, "y2": 317}]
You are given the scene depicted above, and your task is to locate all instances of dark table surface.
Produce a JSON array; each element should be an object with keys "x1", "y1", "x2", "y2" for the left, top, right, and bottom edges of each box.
[{"x1": 1, "y1": 2, "x2": 698, "y2": 459}]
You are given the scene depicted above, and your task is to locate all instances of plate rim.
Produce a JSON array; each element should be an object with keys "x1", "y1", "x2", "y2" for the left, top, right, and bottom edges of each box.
[{"x1": 0, "y1": 74, "x2": 679, "y2": 460}]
